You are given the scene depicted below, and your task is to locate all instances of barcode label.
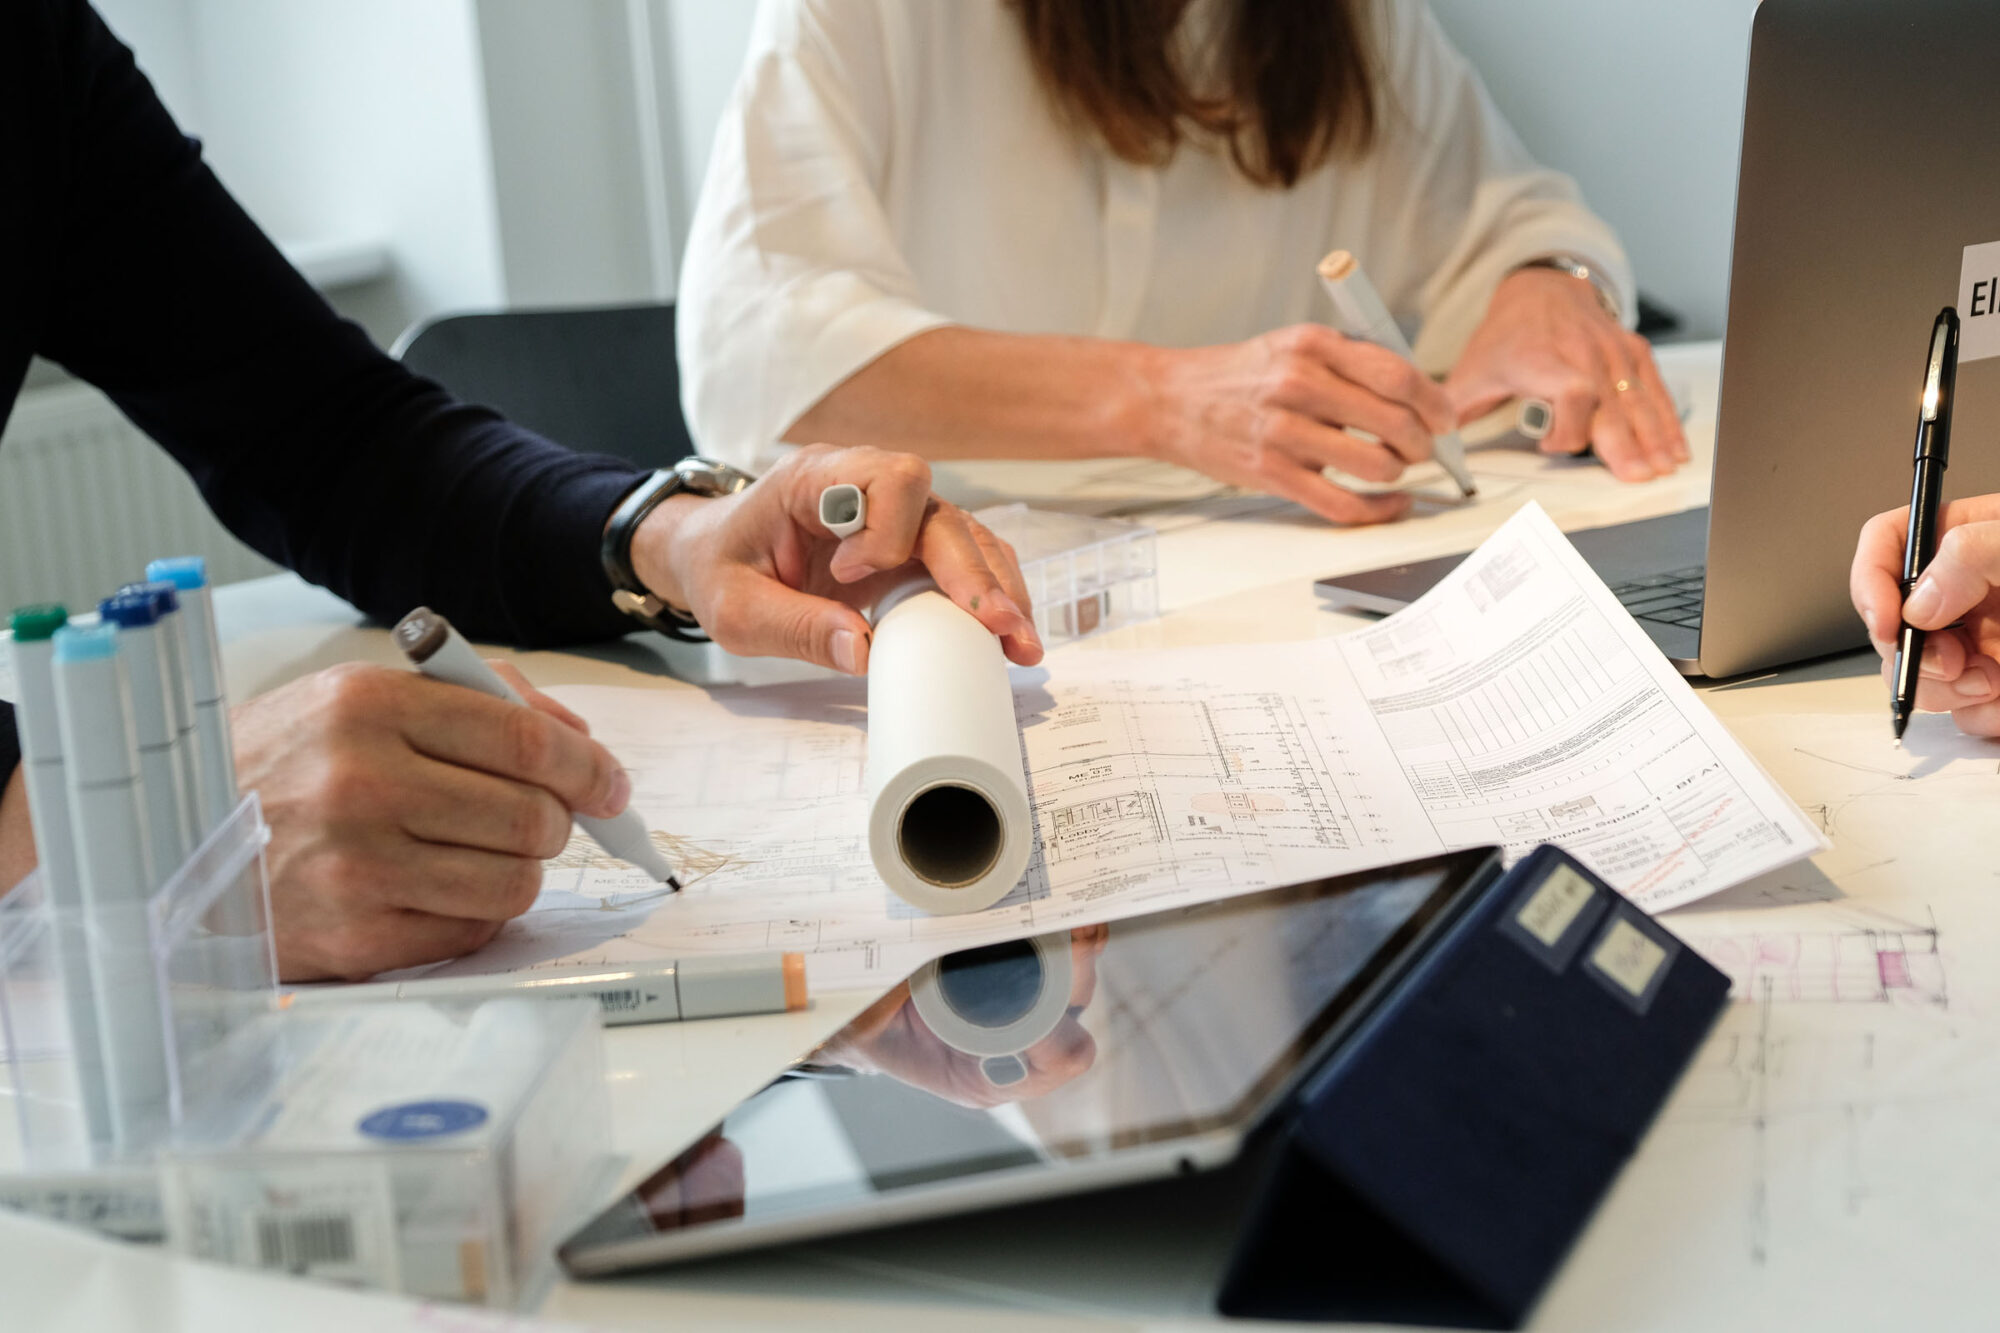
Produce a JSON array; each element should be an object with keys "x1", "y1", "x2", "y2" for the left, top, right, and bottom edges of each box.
[
  {"x1": 255, "y1": 1210, "x2": 356, "y2": 1271},
  {"x1": 162, "y1": 1161, "x2": 401, "y2": 1291},
  {"x1": 593, "y1": 987, "x2": 643, "y2": 1012}
]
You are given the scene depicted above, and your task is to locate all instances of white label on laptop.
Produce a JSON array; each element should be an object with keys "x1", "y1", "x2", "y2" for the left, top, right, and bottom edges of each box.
[{"x1": 1958, "y1": 240, "x2": 2000, "y2": 362}]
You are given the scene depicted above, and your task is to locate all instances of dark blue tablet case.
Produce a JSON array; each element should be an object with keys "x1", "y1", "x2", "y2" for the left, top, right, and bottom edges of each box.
[{"x1": 1215, "y1": 844, "x2": 1729, "y2": 1326}]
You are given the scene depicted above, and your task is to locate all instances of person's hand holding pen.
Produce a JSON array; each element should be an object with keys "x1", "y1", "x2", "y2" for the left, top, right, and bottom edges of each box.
[
  {"x1": 1852, "y1": 494, "x2": 2000, "y2": 737},
  {"x1": 635, "y1": 443, "x2": 1044, "y2": 674},
  {"x1": 235, "y1": 658, "x2": 628, "y2": 981},
  {"x1": 1445, "y1": 265, "x2": 1688, "y2": 481}
]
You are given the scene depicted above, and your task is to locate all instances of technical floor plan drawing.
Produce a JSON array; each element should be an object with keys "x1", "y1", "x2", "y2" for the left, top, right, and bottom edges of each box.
[{"x1": 387, "y1": 505, "x2": 1820, "y2": 994}]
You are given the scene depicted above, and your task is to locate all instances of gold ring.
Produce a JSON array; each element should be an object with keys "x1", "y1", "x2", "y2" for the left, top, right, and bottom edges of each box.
[{"x1": 1614, "y1": 378, "x2": 1633, "y2": 394}]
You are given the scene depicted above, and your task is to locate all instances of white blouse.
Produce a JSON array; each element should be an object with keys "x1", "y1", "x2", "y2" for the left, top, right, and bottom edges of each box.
[{"x1": 677, "y1": 0, "x2": 1634, "y2": 470}]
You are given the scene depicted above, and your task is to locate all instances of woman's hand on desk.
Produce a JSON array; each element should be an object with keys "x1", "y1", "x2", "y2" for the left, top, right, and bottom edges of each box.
[
  {"x1": 1852, "y1": 495, "x2": 2000, "y2": 736},
  {"x1": 632, "y1": 445, "x2": 1043, "y2": 674},
  {"x1": 236, "y1": 661, "x2": 630, "y2": 981},
  {"x1": 1446, "y1": 266, "x2": 1687, "y2": 482}
]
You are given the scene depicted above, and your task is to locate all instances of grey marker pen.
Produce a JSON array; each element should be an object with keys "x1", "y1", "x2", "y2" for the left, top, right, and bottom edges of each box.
[
  {"x1": 145, "y1": 558, "x2": 237, "y2": 835},
  {"x1": 9, "y1": 605, "x2": 116, "y2": 1148},
  {"x1": 283, "y1": 953, "x2": 808, "y2": 1026},
  {"x1": 51, "y1": 623, "x2": 170, "y2": 1155},
  {"x1": 98, "y1": 591, "x2": 192, "y2": 879},
  {"x1": 121, "y1": 580, "x2": 208, "y2": 849},
  {"x1": 391, "y1": 607, "x2": 681, "y2": 888}
]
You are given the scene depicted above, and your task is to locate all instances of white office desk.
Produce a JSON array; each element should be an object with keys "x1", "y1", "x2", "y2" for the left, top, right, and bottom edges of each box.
[{"x1": 199, "y1": 341, "x2": 2000, "y2": 1332}]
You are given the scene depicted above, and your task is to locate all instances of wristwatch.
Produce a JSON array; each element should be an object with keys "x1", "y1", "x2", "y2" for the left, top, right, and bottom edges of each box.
[
  {"x1": 600, "y1": 456, "x2": 757, "y2": 640},
  {"x1": 1519, "y1": 253, "x2": 1623, "y2": 321}
]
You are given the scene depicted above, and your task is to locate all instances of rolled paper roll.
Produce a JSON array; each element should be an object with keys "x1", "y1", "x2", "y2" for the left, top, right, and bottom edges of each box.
[{"x1": 865, "y1": 581, "x2": 1032, "y2": 915}]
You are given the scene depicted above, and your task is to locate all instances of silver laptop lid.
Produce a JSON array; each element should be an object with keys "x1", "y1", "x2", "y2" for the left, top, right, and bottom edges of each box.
[{"x1": 1703, "y1": 0, "x2": 2000, "y2": 677}]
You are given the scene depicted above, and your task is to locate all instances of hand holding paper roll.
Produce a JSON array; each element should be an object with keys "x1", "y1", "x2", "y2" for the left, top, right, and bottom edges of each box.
[
  {"x1": 639, "y1": 444, "x2": 1041, "y2": 674},
  {"x1": 865, "y1": 578, "x2": 1035, "y2": 916}
]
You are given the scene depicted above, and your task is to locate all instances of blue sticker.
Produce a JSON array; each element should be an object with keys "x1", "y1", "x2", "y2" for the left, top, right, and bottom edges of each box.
[{"x1": 358, "y1": 1099, "x2": 489, "y2": 1141}]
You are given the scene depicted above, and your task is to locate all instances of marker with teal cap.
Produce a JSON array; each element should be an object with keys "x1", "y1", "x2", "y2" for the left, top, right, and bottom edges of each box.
[
  {"x1": 119, "y1": 579, "x2": 205, "y2": 848},
  {"x1": 9, "y1": 605, "x2": 114, "y2": 1149},
  {"x1": 51, "y1": 622, "x2": 169, "y2": 1154},
  {"x1": 145, "y1": 557, "x2": 236, "y2": 833},
  {"x1": 100, "y1": 590, "x2": 193, "y2": 877}
]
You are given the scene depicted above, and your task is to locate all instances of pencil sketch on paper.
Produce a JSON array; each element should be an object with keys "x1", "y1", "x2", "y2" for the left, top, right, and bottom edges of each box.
[{"x1": 1678, "y1": 907, "x2": 1947, "y2": 1008}]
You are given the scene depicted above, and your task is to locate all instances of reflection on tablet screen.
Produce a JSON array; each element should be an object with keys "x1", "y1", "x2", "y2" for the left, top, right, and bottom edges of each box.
[{"x1": 564, "y1": 856, "x2": 1479, "y2": 1264}]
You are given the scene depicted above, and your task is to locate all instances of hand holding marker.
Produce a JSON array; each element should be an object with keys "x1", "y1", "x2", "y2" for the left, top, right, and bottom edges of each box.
[
  {"x1": 391, "y1": 607, "x2": 681, "y2": 888},
  {"x1": 1316, "y1": 249, "x2": 1477, "y2": 499}
]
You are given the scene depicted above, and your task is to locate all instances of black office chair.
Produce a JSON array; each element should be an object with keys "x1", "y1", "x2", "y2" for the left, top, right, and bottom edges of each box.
[{"x1": 393, "y1": 302, "x2": 695, "y2": 469}]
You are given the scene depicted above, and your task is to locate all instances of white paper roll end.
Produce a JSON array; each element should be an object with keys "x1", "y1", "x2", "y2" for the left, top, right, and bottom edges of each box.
[
  {"x1": 866, "y1": 589, "x2": 1032, "y2": 916},
  {"x1": 868, "y1": 761, "x2": 1031, "y2": 916}
]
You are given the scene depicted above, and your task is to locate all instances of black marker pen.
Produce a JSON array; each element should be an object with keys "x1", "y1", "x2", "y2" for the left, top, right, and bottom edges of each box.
[{"x1": 1891, "y1": 308, "x2": 1959, "y2": 744}]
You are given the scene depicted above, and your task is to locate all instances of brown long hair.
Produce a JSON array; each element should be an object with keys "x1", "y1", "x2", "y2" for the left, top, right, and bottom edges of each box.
[{"x1": 1009, "y1": 0, "x2": 1379, "y2": 190}]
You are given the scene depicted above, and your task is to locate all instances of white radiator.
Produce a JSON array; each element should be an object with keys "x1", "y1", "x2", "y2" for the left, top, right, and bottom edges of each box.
[{"x1": 0, "y1": 381, "x2": 279, "y2": 615}]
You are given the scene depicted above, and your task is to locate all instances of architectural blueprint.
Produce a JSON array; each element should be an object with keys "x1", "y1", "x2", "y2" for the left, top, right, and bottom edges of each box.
[
  {"x1": 400, "y1": 504, "x2": 1821, "y2": 993},
  {"x1": 1513, "y1": 707, "x2": 2000, "y2": 1330}
]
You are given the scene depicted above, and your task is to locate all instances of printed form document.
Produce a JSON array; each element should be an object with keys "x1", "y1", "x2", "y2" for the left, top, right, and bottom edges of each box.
[{"x1": 408, "y1": 504, "x2": 1823, "y2": 992}]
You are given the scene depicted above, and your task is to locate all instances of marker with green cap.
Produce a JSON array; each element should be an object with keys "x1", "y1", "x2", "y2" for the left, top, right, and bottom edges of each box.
[{"x1": 8, "y1": 605, "x2": 114, "y2": 1149}]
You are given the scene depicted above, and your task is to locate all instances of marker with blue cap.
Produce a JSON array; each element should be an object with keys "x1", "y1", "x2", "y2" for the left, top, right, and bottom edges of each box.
[
  {"x1": 51, "y1": 622, "x2": 169, "y2": 1154},
  {"x1": 100, "y1": 590, "x2": 193, "y2": 877},
  {"x1": 9, "y1": 605, "x2": 115, "y2": 1148},
  {"x1": 145, "y1": 557, "x2": 236, "y2": 833},
  {"x1": 119, "y1": 579, "x2": 206, "y2": 848}
]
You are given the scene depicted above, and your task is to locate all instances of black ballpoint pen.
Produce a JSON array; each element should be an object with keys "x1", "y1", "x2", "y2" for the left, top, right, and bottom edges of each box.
[{"x1": 1891, "y1": 307, "x2": 1959, "y2": 745}]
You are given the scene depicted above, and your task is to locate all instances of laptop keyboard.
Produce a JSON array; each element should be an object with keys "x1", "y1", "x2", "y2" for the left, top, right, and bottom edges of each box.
[{"x1": 1608, "y1": 566, "x2": 1706, "y2": 629}]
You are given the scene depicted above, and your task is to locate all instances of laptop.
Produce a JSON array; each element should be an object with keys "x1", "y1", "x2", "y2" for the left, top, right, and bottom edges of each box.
[{"x1": 1319, "y1": 0, "x2": 2000, "y2": 678}]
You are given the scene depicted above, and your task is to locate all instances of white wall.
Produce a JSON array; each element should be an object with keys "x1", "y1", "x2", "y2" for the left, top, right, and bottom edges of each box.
[
  {"x1": 475, "y1": 0, "x2": 665, "y2": 306},
  {"x1": 186, "y1": 0, "x2": 508, "y2": 345},
  {"x1": 1429, "y1": 0, "x2": 1761, "y2": 339},
  {"x1": 660, "y1": 0, "x2": 760, "y2": 280},
  {"x1": 93, "y1": 0, "x2": 204, "y2": 133},
  {"x1": 97, "y1": 0, "x2": 508, "y2": 347}
]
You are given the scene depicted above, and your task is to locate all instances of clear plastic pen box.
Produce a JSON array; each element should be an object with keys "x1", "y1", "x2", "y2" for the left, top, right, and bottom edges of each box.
[
  {"x1": 0, "y1": 793, "x2": 616, "y2": 1307},
  {"x1": 972, "y1": 504, "x2": 1159, "y2": 644},
  {"x1": 0, "y1": 791, "x2": 277, "y2": 1173},
  {"x1": 161, "y1": 995, "x2": 614, "y2": 1308}
]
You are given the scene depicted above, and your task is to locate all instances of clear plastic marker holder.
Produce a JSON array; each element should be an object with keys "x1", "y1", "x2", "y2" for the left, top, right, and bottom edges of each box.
[
  {"x1": 2, "y1": 794, "x2": 617, "y2": 1307},
  {"x1": 161, "y1": 996, "x2": 615, "y2": 1308},
  {"x1": 971, "y1": 503, "x2": 1160, "y2": 645},
  {"x1": 0, "y1": 792, "x2": 277, "y2": 1169}
]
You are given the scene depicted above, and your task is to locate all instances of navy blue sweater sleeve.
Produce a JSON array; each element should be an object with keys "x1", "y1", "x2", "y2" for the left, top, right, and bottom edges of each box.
[
  {"x1": 0, "y1": 705, "x2": 17, "y2": 797},
  {"x1": 15, "y1": 0, "x2": 647, "y2": 650}
]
